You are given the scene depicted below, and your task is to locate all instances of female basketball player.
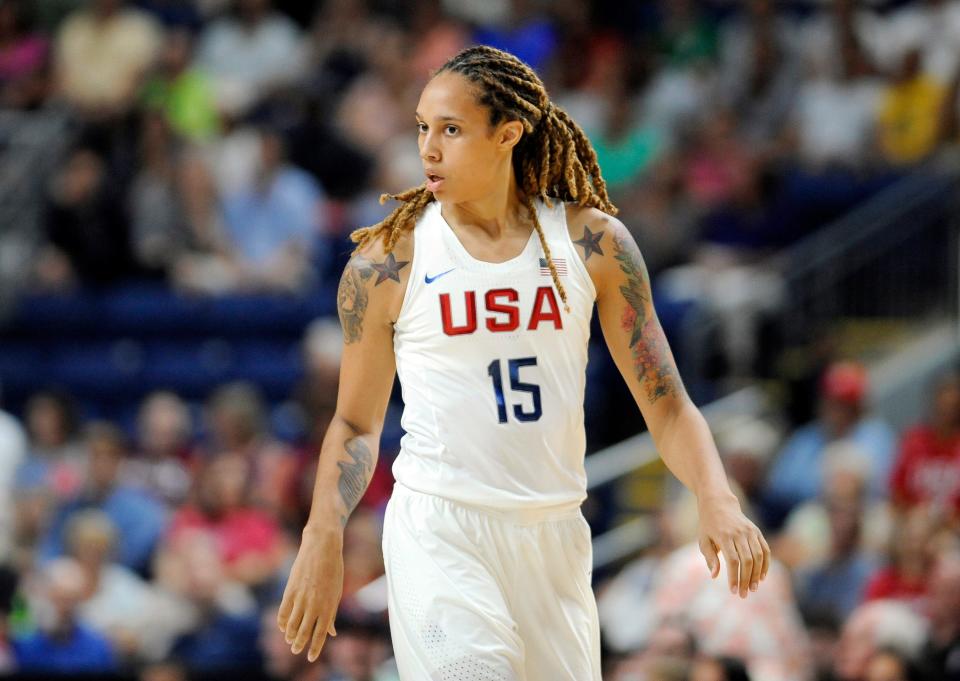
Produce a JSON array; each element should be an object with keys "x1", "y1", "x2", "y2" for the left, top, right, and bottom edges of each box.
[{"x1": 277, "y1": 46, "x2": 771, "y2": 678}]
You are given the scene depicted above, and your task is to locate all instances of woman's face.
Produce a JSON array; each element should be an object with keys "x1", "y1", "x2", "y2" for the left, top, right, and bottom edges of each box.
[{"x1": 415, "y1": 71, "x2": 522, "y2": 204}]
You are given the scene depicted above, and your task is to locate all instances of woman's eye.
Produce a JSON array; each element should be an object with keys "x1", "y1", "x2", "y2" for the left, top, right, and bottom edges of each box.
[
  {"x1": 417, "y1": 123, "x2": 427, "y2": 133},
  {"x1": 445, "y1": 125, "x2": 458, "y2": 135}
]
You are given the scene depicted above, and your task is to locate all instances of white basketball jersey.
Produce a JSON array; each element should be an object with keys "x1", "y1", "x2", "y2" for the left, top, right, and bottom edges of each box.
[{"x1": 391, "y1": 198, "x2": 596, "y2": 510}]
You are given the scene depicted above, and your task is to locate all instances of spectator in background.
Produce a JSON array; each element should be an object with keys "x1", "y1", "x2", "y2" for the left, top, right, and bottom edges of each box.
[
  {"x1": 777, "y1": 440, "x2": 892, "y2": 572},
  {"x1": 890, "y1": 371, "x2": 960, "y2": 522},
  {"x1": 166, "y1": 454, "x2": 285, "y2": 591},
  {"x1": 53, "y1": 0, "x2": 161, "y2": 118},
  {"x1": 180, "y1": 128, "x2": 326, "y2": 294},
  {"x1": 12, "y1": 557, "x2": 118, "y2": 674},
  {"x1": 65, "y1": 510, "x2": 157, "y2": 662},
  {"x1": 863, "y1": 508, "x2": 936, "y2": 607},
  {"x1": 221, "y1": 127, "x2": 325, "y2": 291},
  {"x1": 37, "y1": 145, "x2": 134, "y2": 287},
  {"x1": 124, "y1": 391, "x2": 194, "y2": 507},
  {"x1": 19, "y1": 398, "x2": 81, "y2": 484},
  {"x1": 39, "y1": 422, "x2": 168, "y2": 574},
  {"x1": 195, "y1": 0, "x2": 304, "y2": 118},
  {"x1": 0, "y1": 0, "x2": 50, "y2": 110},
  {"x1": 762, "y1": 362, "x2": 895, "y2": 527},
  {"x1": 607, "y1": 487, "x2": 807, "y2": 681},
  {"x1": 141, "y1": 27, "x2": 219, "y2": 142},
  {"x1": 876, "y1": 47, "x2": 947, "y2": 167},
  {"x1": 587, "y1": 53, "x2": 664, "y2": 197},
  {"x1": 834, "y1": 600, "x2": 927, "y2": 681},
  {"x1": 919, "y1": 550, "x2": 960, "y2": 681},
  {"x1": 204, "y1": 381, "x2": 297, "y2": 520},
  {"x1": 789, "y1": 30, "x2": 882, "y2": 171},
  {"x1": 648, "y1": 541, "x2": 809, "y2": 681},
  {"x1": 168, "y1": 150, "x2": 237, "y2": 290},
  {"x1": 163, "y1": 529, "x2": 262, "y2": 673},
  {"x1": 0, "y1": 407, "x2": 27, "y2": 564},
  {"x1": 716, "y1": 0, "x2": 801, "y2": 151},
  {"x1": 128, "y1": 108, "x2": 191, "y2": 275},
  {"x1": 334, "y1": 21, "x2": 418, "y2": 157},
  {"x1": 13, "y1": 391, "x2": 85, "y2": 565},
  {"x1": 794, "y1": 472, "x2": 878, "y2": 623}
]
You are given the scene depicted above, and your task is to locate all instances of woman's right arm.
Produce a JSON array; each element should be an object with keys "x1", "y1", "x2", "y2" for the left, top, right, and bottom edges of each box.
[{"x1": 276, "y1": 238, "x2": 409, "y2": 662}]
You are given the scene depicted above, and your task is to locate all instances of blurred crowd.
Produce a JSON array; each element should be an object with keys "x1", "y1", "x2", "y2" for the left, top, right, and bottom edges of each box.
[
  {"x1": 1, "y1": 0, "x2": 960, "y2": 679},
  {"x1": 1, "y1": 0, "x2": 959, "y2": 373}
]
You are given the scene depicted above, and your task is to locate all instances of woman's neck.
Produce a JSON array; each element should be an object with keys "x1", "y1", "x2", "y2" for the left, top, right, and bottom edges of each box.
[{"x1": 443, "y1": 172, "x2": 527, "y2": 241}]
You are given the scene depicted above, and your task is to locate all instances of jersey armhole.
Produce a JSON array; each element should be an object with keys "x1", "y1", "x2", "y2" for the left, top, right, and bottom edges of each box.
[
  {"x1": 393, "y1": 222, "x2": 419, "y2": 328},
  {"x1": 559, "y1": 202, "x2": 599, "y2": 302}
]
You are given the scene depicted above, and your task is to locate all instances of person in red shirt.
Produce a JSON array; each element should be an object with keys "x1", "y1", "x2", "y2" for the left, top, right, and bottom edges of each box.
[
  {"x1": 890, "y1": 372, "x2": 960, "y2": 520},
  {"x1": 863, "y1": 507, "x2": 936, "y2": 605},
  {"x1": 166, "y1": 454, "x2": 286, "y2": 588}
]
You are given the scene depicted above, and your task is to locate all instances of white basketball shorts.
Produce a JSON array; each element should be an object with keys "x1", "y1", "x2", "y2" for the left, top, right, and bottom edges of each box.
[{"x1": 382, "y1": 482, "x2": 602, "y2": 680}]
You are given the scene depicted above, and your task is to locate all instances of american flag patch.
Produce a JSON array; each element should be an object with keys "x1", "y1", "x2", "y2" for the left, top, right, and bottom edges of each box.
[{"x1": 539, "y1": 258, "x2": 567, "y2": 276}]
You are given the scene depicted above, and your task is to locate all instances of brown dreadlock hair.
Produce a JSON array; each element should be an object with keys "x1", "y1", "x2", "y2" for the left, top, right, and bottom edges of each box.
[{"x1": 349, "y1": 44, "x2": 618, "y2": 311}]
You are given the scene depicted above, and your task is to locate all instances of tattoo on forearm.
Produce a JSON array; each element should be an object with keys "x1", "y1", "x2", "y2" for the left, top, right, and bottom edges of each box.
[
  {"x1": 612, "y1": 234, "x2": 683, "y2": 404},
  {"x1": 574, "y1": 225, "x2": 605, "y2": 261},
  {"x1": 337, "y1": 437, "x2": 373, "y2": 526},
  {"x1": 338, "y1": 258, "x2": 374, "y2": 344}
]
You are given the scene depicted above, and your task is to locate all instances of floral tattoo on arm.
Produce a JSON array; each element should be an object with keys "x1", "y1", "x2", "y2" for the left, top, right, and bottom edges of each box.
[{"x1": 612, "y1": 233, "x2": 683, "y2": 404}]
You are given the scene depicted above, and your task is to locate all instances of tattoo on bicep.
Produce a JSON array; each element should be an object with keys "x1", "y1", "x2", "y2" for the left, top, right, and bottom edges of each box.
[
  {"x1": 612, "y1": 234, "x2": 683, "y2": 404},
  {"x1": 574, "y1": 225, "x2": 605, "y2": 261},
  {"x1": 337, "y1": 258, "x2": 374, "y2": 343},
  {"x1": 337, "y1": 437, "x2": 373, "y2": 526},
  {"x1": 370, "y1": 253, "x2": 409, "y2": 285},
  {"x1": 338, "y1": 253, "x2": 409, "y2": 343}
]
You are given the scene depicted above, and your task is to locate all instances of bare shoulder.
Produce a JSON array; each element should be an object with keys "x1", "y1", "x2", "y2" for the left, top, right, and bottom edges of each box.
[
  {"x1": 563, "y1": 203, "x2": 635, "y2": 295},
  {"x1": 337, "y1": 228, "x2": 415, "y2": 342}
]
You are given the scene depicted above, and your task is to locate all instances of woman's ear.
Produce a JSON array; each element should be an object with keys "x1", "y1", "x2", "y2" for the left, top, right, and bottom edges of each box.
[{"x1": 497, "y1": 120, "x2": 524, "y2": 151}]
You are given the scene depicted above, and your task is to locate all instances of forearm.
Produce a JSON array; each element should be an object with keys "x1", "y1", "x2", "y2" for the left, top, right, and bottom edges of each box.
[
  {"x1": 650, "y1": 400, "x2": 735, "y2": 504},
  {"x1": 303, "y1": 414, "x2": 381, "y2": 534}
]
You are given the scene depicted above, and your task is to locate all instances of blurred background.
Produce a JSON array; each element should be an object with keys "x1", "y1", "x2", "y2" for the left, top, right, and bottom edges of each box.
[{"x1": 0, "y1": 0, "x2": 958, "y2": 679}]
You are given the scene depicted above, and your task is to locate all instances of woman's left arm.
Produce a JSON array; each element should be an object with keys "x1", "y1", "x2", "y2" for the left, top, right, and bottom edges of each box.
[{"x1": 574, "y1": 208, "x2": 771, "y2": 598}]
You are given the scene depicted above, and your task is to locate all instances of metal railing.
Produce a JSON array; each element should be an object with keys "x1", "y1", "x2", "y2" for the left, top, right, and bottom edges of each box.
[{"x1": 782, "y1": 152, "x2": 960, "y2": 337}]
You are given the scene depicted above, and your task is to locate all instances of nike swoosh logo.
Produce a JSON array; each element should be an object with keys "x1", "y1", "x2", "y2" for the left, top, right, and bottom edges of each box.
[{"x1": 424, "y1": 268, "x2": 456, "y2": 284}]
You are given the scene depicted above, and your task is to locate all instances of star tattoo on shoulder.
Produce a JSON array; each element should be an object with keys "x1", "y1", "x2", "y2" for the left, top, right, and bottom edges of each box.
[
  {"x1": 370, "y1": 253, "x2": 409, "y2": 285},
  {"x1": 574, "y1": 225, "x2": 605, "y2": 261}
]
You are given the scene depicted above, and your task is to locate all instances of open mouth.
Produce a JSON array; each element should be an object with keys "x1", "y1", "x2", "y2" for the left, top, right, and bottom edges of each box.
[{"x1": 426, "y1": 173, "x2": 445, "y2": 192}]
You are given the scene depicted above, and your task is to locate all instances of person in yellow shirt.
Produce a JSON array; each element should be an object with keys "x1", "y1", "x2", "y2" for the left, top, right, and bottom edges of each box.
[
  {"x1": 877, "y1": 48, "x2": 947, "y2": 166},
  {"x1": 54, "y1": 0, "x2": 161, "y2": 118}
]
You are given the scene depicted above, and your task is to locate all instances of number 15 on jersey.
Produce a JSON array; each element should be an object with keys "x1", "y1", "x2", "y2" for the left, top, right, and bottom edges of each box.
[{"x1": 487, "y1": 356, "x2": 542, "y2": 424}]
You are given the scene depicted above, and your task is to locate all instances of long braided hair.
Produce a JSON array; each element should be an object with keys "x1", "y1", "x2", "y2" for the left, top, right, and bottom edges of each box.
[{"x1": 349, "y1": 45, "x2": 618, "y2": 310}]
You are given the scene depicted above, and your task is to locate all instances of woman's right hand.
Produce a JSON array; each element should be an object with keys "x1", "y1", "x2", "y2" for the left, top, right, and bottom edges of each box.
[{"x1": 276, "y1": 525, "x2": 344, "y2": 661}]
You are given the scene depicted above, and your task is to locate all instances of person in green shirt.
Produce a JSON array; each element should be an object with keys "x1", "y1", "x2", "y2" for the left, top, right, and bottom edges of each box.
[{"x1": 142, "y1": 28, "x2": 219, "y2": 142}]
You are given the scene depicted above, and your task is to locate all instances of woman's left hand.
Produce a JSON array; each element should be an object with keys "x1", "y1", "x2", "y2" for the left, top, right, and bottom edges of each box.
[{"x1": 697, "y1": 492, "x2": 771, "y2": 598}]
